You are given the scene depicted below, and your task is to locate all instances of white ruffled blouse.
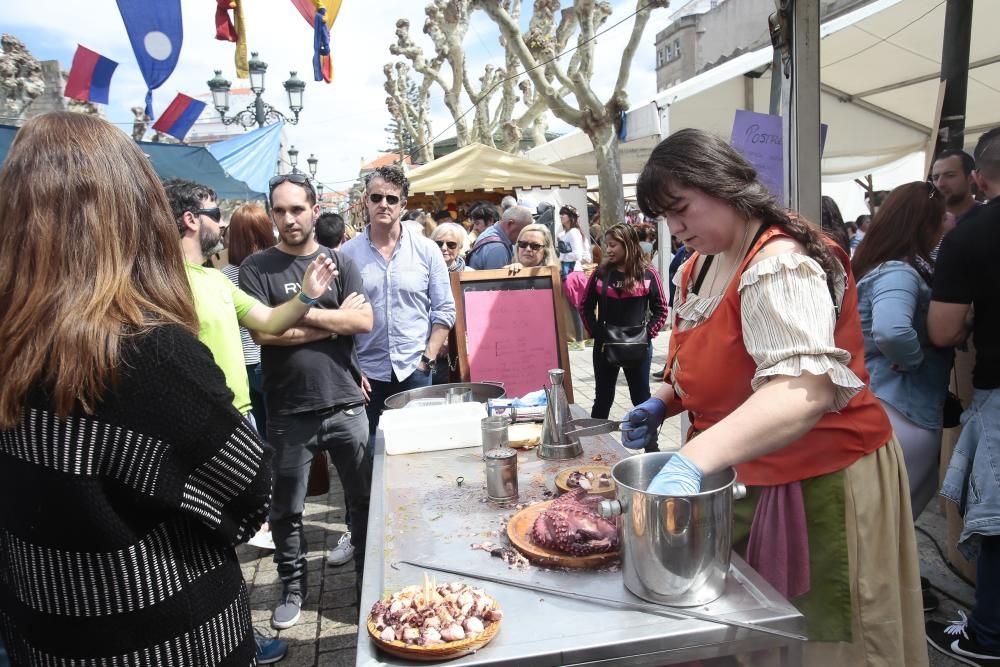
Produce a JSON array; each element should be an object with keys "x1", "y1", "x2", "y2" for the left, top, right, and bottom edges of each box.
[{"x1": 671, "y1": 252, "x2": 863, "y2": 411}]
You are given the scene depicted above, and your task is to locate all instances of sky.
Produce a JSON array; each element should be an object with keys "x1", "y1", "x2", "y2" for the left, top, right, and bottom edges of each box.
[{"x1": 3, "y1": 0, "x2": 691, "y2": 195}]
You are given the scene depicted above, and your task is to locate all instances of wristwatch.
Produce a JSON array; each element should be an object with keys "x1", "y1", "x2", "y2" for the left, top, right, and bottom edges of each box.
[
  {"x1": 297, "y1": 291, "x2": 319, "y2": 305},
  {"x1": 420, "y1": 353, "x2": 437, "y2": 372}
]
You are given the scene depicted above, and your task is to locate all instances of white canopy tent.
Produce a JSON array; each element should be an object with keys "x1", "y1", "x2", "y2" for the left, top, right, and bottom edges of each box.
[{"x1": 527, "y1": 0, "x2": 1000, "y2": 180}]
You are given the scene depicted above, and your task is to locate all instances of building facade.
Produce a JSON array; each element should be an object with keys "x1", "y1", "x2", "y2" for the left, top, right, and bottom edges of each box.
[{"x1": 654, "y1": 0, "x2": 876, "y2": 91}]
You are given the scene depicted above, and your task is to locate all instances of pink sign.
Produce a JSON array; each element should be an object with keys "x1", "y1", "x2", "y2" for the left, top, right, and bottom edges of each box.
[{"x1": 464, "y1": 289, "x2": 560, "y2": 399}]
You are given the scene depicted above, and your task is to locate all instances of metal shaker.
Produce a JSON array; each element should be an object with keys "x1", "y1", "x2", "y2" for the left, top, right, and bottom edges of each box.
[{"x1": 484, "y1": 447, "x2": 518, "y2": 503}]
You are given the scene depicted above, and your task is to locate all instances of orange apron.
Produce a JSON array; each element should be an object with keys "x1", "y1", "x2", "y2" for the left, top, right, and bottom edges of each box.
[{"x1": 666, "y1": 226, "x2": 892, "y2": 486}]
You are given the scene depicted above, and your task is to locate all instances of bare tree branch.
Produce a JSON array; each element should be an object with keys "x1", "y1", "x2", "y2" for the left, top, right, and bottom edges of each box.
[{"x1": 478, "y1": 0, "x2": 670, "y2": 229}]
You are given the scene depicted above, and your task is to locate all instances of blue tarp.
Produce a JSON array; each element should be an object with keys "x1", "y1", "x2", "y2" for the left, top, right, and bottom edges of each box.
[
  {"x1": 207, "y1": 121, "x2": 284, "y2": 196},
  {"x1": 0, "y1": 124, "x2": 264, "y2": 201}
]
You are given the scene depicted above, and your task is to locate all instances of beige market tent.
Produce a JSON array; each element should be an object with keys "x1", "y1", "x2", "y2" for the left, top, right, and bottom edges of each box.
[
  {"x1": 527, "y1": 0, "x2": 1000, "y2": 180},
  {"x1": 405, "y1": 143, "x2": 587, "y2": 208}
]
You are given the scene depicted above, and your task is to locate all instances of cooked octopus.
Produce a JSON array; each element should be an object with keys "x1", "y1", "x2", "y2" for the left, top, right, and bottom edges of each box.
[
  {"x1": 370, "y1": 579, "x2": 502, "y2": 647},
  {"x1": 566, "y1": 470, "x2": 612, "y2": 491},
  {"x1": 530, "y1": 488, "x2": 619, "y2": 556}
]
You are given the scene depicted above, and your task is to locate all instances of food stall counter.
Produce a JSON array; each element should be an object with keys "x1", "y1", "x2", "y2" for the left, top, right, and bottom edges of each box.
[{"x1": 357, "y1": 406, "x2": 804, "y2": 666}]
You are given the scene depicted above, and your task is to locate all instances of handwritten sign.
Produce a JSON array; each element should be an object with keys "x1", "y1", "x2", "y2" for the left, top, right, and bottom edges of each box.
[
  {"x1": 730, "y1": 110, "x2": 828, "y2": 202},
  {"x1": 464, "y1": 289, "x2": 560, "y2": 399}
]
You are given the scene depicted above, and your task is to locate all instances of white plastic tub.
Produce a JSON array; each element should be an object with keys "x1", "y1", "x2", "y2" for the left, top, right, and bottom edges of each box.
[{"x1": 380, "y1": 402, "x2": 488, "y2": 455}]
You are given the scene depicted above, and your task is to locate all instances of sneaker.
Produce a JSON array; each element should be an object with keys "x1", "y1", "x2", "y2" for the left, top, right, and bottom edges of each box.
[
  {"x1": 247, "y1": 524, "x2": 275, "y2": 550},
  {"x1": 326, "y1": 532, "x2": 355, "y2": 566},
  {"x1": 254, "y1": 629, "x2": 288, "y2": 664},
  {"x1": 271, "y1": 592, "x2": 304, "y2": 630},
  {"x1": 927, "y1": 612, "x2": 1000, "y2": 666}
]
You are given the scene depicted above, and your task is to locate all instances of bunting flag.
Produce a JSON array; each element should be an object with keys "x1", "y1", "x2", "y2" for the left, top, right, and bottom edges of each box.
[
  {"x1": 151, "y1": 93, "x2": 206, "y2": 141},
  {"x1": 215, "y1": 0, "x2": 248, "y2": 79},
  {"x1": 290, "y1": 0, "x2": 341, "y2": 82},
  {"x1": 313, "y1": 7, "x2": 332, "y2": 83},
  {"x1": 290, "y1": 0, "x2": 340, "y2": 29},
  {"x1": 116, "y1": 0, "x2": 183, "y2": 118},
  {"x1": 64, "y1": 46, "x2": 118, "y2": 104}
]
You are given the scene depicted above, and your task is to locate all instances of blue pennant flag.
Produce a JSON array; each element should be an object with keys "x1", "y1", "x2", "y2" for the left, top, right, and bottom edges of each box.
[{"x1": 116, "y1": 0, "x2": 183, "y2": 118}]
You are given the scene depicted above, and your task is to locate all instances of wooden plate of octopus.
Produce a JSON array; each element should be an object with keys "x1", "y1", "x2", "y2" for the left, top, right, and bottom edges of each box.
[
  {"x1": 554, "y1": 465, "x2": 616, "y2": 499},
  {"x1": 506, "y1": 490, "x2": 620, "y2": 569},
  {"x1": 368, "y1": 578, "x2": 503, "y2": 661}
]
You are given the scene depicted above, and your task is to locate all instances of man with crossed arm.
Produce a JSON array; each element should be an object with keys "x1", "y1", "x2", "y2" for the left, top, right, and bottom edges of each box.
[{"x1": 240, "y1": 174, "x2": 373, "y2": 631}]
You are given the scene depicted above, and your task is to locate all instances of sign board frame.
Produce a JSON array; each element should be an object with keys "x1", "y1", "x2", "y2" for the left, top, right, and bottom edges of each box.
[{"x1": 450, "y1": 266, "x2": 574, "y2": 403}]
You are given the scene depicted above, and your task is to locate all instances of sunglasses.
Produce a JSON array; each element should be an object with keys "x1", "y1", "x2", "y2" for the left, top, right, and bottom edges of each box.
[
  {"x1": 368, "y1": 193, "x2": 401, "y2": 206},
  {"x1": 925, "y1": 180, "x2": 939, "y2": 200},
  {"x1": 268, "y1": 173, "x2": 316, "y2": 197},
  {"x1": 196, "y1": 207, "x2": 222, "y2": 222},
  {"x1": 435, "y1": 239, "x2": 459, "y2": 250},
  {"x1": 517, "y1": 241, "x2": 543, "y2": 251}
]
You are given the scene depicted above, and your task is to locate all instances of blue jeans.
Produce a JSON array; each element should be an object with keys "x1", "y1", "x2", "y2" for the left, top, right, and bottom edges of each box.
[
  {"x1": 590, "y1": 342, "x2": 655, "y2": 451},
  {"x1": 970, "y1": 535, "x2": 1000, "y2": 649},
  {"x1": 941, "y1": 388, "x2": 1000, "y2": 558},
  {"x1": 366, "y1": 366, "x2": 433, "y2": 456}
]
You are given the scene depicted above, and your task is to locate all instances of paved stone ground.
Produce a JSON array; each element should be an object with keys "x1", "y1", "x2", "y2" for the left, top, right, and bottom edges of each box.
[{"x1": 238, "y1": 332, "x2": 973, "y2": 665}]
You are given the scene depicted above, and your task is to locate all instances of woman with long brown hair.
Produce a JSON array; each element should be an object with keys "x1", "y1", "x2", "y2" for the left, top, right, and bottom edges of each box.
[
  {"x1": 221, "y1": 203, "x2": 276, "y2": 437},
  {"x1": 626, "y1": 128, "x2": 925, "y2": 664},
  {"x1": 0, "y1": 113, "x2": 272, "y2": 665},
  {"x1": 853, "y1": 182, "x2": 952, "y2": 524},
  {"x1": 581, "y1": 223, "x2": 667, "y2": 441}
]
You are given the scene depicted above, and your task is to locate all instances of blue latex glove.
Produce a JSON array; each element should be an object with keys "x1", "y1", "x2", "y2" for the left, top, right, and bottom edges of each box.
[
  {"x1": 619, "y1": 397, "x2": 667, "y2": 450},
  {"x1": 646, "y1": 452, "x2": 704, "y2": 496}
]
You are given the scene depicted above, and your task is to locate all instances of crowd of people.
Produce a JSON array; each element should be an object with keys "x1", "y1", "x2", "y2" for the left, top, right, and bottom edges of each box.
[{"x1": 0, "y1": 110, "x2": 997, "y2": 666}]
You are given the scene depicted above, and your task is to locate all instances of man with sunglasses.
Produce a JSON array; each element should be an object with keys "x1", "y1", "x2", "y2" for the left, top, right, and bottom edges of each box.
[
  {"x1": 165, "y1": 177, "x2": 340, "y2": 655},
  {"x1": 165, "y1": 178, "x2": 337, "y2": 425},
  {"x1": 340, "y1": 165, "x2": 456, "y2": 446},
  {"x1": 239, "y1": 172, "x2": 375, "y2": 631},
  {"x1": 466, "y1": 204, "x2": 534, "y2": 270}
]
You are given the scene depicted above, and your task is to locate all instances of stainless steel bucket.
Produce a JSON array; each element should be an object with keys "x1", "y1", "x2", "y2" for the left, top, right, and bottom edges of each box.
[
  {"x1": 383, "y1": 382, "x2": 505, "y2": 410},
  {"x1": 599, "y1": 452, "x2": 746, "y2": 607}
]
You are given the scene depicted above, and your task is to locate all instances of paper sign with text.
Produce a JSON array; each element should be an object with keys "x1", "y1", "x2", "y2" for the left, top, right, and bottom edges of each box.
[
  {"x1": 730, "y1": 110, "x2": 828, "y2": 202},
  {"x1": 464, "y1": 289, "x2": 559, "y2": 399}
]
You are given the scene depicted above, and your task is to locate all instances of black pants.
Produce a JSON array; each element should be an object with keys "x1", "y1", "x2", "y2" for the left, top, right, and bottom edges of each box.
[
  {"x1": 267, "y1": 406, "x2": 370, "y2": 596},
  {"x1": 590, "y1": 342, "x2": 657, "y2": 453}
]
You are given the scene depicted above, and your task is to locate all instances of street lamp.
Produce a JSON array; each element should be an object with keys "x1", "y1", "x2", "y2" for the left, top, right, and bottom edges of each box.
[
  {"x1": 207, "y1": 52, "x2": 306, "y2": 129},
  {"x1": 307, "y1": 154, "x2": 318, "y2": 178},
  {"x1": 288, "y1": 145, "x2": 299, "y2": 174},
  {"x1": 317, "y1": 183, "x2": 325, "y2": 199}
]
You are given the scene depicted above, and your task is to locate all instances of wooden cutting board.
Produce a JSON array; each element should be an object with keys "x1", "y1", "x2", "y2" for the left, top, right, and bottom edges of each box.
[{"x1": 506, "y1": 500, "x2": 619, "y2": 569}]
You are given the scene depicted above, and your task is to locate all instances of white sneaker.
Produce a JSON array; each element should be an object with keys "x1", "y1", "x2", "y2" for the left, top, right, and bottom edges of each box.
[
  {"x1": 247, "y1": 525, "x2": 275, "y2": 550},
  {"x1": 326, "y1": 532, "x2": 354, "y2": 565}
]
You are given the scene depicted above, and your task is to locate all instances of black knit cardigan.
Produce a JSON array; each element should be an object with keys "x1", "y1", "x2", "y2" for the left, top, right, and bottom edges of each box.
[{"x1": 0, "y1": 324, "x2": 271, "y2": 666}]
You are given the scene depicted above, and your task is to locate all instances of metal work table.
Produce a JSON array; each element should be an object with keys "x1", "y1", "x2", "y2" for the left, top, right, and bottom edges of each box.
[{"x1": 357, "y1": 407, "x2": 804, "y2": 666}]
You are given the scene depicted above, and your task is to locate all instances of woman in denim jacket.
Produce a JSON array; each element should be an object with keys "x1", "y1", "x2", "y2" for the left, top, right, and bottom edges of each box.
[{"x1": 853, "y1": 181, "x2": 953, "y2": 518}]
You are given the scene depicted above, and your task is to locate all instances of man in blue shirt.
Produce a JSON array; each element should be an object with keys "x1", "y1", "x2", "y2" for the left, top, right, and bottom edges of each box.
[
  {"x1": 466, "y1": 205, "x2": 533, "y2": 270},
  {"x1": 340, "y1": 165, "x2": 457, "y2": 446}
]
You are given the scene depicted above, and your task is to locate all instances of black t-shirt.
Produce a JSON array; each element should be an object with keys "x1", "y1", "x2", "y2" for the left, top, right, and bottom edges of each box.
[
  {"x1": 932, "y1": 197, "x2": 1000, "y2": 389},
  {"x1": 239, "y1": 245, "x2": 365, "y2": 414}
]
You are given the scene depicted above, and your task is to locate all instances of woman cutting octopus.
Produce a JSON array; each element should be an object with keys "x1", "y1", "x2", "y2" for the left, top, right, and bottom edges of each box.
[{"x1": 621, "y1": 129, "x2": 926, "y2": 664}]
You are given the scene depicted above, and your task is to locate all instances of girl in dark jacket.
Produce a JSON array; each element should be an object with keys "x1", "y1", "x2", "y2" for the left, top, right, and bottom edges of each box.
[{"x1": 581, "y1": 224, "x2": 667, "y2": 450}]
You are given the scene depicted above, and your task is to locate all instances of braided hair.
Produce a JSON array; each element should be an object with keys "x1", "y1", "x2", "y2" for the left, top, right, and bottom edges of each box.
[{"x1": 635, "y1": 128, "x2": 841, "y2": 298}]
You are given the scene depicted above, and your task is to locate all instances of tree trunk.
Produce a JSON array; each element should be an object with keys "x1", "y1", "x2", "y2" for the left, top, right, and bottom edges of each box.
[{"x1": 589, "y1": 123, "x2": 624, "y2": 230}]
